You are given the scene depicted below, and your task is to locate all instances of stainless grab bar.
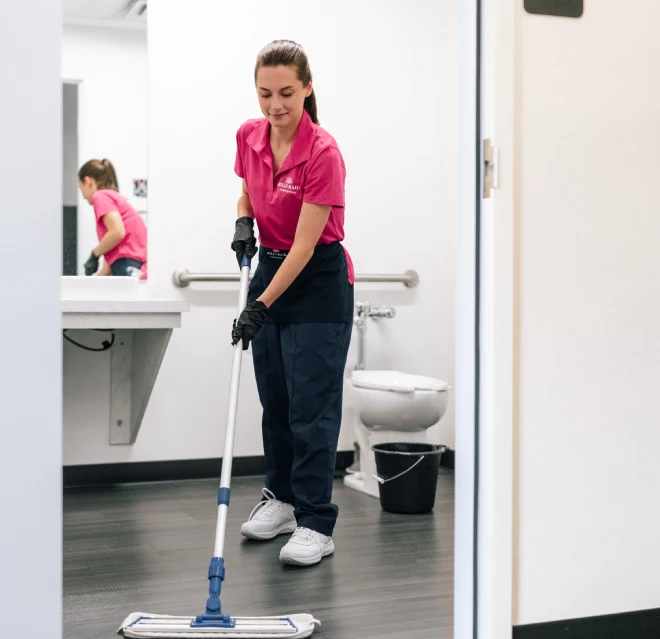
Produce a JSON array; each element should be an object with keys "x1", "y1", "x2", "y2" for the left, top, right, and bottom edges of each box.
[{"x1": 172, "y1": 268, "x2": 420, "y2": 288}]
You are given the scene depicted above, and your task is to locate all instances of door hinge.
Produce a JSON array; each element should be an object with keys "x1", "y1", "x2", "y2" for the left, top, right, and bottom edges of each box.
[{"x1": 483, "y1": 138, "x2": 498, "y2": 198}]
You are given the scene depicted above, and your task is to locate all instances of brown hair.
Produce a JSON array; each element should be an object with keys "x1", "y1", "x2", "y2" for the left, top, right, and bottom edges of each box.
[
  {"x1": 254, "y1": 40, "x2": 319, "y2": 125},
  {"x1": 78, "y1": 158, "x2": 119, "y2": 191}
]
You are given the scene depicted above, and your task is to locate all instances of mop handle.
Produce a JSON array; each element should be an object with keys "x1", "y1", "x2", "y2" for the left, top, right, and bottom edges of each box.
[{"x1": 213, "y1": 252, "x2": 252, "y2": 559}]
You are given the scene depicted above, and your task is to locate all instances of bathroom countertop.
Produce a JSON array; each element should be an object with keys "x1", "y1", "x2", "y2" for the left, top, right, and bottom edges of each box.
[{"x1": 62, "y1": 299, "x2": 190, "y2": 329}]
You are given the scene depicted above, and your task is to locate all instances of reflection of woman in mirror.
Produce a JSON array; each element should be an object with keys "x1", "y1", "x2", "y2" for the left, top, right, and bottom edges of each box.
[{"x1": 78, "y1": 159, "x2": 147, "y2": 278}]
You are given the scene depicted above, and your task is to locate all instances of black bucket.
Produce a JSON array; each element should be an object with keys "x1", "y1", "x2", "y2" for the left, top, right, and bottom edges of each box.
[{"x1": 371, "y1": 442, "x2": 445, "y2": 514}]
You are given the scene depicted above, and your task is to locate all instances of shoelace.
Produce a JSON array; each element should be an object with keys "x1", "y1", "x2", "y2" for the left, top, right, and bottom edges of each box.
[
  {"x1": 247, "y1": 488, "x2": 284, "y2": 521},
  {"x1": 291, "y1": 526, "x2": 317, "y2": 543}
]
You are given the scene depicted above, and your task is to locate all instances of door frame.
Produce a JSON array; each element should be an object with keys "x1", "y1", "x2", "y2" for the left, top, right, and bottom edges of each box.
[
  {"x1": 62, "y1": 78, "x2": 81, "y2": 275},
  {"x1": 455, "y1": 0, "x2": 480, "y2": 635},
  {"x1": 456, "y1": 0, "x2": 516, "y2": 637}
]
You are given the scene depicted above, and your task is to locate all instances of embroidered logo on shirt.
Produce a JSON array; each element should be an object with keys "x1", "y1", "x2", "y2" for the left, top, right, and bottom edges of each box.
[
  {"x1": 266, "y1": 249, "x2": 287, "y2": 261},
  {"x1": 278, "y1": 176, "x2": 301, "y2": 193}
]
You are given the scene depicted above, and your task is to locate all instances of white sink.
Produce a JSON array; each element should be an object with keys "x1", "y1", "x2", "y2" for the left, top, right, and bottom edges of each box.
[{"x1": 61, "y1": 276, "x2": 140, "y2": 301}]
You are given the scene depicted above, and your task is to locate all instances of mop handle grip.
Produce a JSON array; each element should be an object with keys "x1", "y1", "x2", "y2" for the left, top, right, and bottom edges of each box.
[{"x1": 241, "y1": 252, "x2": 251, "y2": 269}]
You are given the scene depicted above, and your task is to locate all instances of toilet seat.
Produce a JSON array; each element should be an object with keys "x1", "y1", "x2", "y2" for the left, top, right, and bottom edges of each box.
[{"x1": 351, "y1": 370, "x2": 449, "y2": 394}]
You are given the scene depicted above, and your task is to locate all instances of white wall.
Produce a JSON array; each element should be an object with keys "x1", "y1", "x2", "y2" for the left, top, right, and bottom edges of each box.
[
  {"x1": 0, "y1": 0, "x2": 62, "y2": 635},
  {"x1": 63, "y1": 0, "x2": 458, "y2": 465},
  {"x1": 513, "y1": 1, "x2": 660, "y2": 626},
  {"x1": 61, "y1": 24, "x2": 148, "y2": 273}
]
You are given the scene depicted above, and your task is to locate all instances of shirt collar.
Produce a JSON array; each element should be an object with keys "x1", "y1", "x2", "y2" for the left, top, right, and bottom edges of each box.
[{"x1": 246, "y1": 110, "x2": 316, "y2": 173}]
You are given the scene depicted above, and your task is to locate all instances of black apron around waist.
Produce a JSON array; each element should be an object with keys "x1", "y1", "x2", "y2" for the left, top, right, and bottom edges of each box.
[{"x1": 247, "y1": 241, "x2": 354, "y2": 324}]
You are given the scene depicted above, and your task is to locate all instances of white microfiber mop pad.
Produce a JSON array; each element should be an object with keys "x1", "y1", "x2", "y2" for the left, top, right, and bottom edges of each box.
[{"x1": 118, "y1": 613, "x2": 320, "y2": 639}]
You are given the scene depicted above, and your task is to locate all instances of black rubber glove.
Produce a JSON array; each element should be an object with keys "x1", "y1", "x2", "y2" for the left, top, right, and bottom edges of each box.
[
  {"x1": 231, "y1": 217, "x2": 258, "y2": 268},
  {"x1": 84, "y1": 251, "x2": 99, "y2": 276},
  {"x1": 231, "y1": 300, "x2": 268, "y2": 350}
]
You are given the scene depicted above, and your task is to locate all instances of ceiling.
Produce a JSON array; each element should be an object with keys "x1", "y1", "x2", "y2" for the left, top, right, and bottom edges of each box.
[{"x1": 63, "y1": 0, "x2": 147, "y2": 30}]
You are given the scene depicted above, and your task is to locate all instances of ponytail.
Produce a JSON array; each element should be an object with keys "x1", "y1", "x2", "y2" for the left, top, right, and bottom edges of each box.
[
  {"x1": 100, "y1": 159, "x2": 119, "y2": 191},
  {"x1": 304, "y1": 90, "x2": 319, "y2": 125}
]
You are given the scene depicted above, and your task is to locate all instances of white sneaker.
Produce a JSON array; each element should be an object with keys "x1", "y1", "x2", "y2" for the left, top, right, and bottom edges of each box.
[
  {"x1": 240, "y1": 488, "x2": 297, "y2": 540},
  {"x1": 279, "y1": 526, "x2": 335, "y2": 566}
]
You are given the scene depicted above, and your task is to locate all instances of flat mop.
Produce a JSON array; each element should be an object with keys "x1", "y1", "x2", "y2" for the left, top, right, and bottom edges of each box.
[{"x1": 118, "y1": 254, "x2": 320, "y2": 639}]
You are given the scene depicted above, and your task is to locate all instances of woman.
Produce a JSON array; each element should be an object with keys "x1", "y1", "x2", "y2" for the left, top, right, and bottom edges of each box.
[
  {"x1": 231, "y1": 40, "x2": 354, "y2": 567},
  {"x1": 78, "y1": 159, "x2": 148, "y2": 278}
]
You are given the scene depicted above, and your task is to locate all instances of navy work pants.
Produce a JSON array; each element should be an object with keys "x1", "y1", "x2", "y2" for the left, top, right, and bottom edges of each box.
[
  {"x1": 110, "y1": 257, "x2": 143, "y2": 277},
  {"x1": 251, "y1": 321, "x2": 352, "y2": 536}
]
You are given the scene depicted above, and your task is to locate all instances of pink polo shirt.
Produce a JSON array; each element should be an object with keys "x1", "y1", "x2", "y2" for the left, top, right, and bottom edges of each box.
[
  {"x1": 234, "y1": 110, "x2": 354, "y2": 283},
  {"x1": 92, "y1": 189, "x2": 148, "y2": 276}
]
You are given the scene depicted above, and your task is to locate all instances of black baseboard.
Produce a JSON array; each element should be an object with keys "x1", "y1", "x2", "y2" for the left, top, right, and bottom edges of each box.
[
  {"x1": 513, "y1": 608, "x2": 660, "y2": 639},
  {"x1": 63, "y1": 451, "x2": 355, "y2": 487},
  {"x1": 63, "y1": 448, "x2": 453, "y2": 488}
]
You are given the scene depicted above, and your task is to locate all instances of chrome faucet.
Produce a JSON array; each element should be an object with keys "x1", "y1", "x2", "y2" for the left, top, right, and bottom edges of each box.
[{"x1": 353, "y1": 300, "x2": 396, "y2": 370}]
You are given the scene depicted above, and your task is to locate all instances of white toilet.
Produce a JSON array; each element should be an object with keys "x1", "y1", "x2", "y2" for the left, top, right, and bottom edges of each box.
[{"x1": 343, "y1": 369, "x2": 450, "y2": 498}]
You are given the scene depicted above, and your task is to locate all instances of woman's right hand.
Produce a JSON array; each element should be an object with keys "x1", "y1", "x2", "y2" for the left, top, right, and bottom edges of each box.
[
  {"x1": 231, "y1": 216, "x2": 258, "y2": 268},
  {"x1": 84, "y1": 251, "x2": 100, "y2": 276}
]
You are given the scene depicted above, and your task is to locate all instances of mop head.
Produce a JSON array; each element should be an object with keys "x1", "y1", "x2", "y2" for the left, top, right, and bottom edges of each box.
[{"x1": 117, "y1": 612, "x2": 320, "y2": 639}]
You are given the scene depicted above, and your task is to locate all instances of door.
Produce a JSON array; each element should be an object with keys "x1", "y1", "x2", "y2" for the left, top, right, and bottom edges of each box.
[{"x1": 508, "y1": 0, "x2": 660, "y2": 632}]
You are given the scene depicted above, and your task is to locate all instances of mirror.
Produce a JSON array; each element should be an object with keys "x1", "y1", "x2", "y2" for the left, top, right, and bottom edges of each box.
[{"x1": 61, "y1": 0, "x2": 148, "y2": 278}]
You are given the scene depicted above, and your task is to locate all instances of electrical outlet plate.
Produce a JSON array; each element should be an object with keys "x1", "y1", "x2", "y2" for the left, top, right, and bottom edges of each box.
[{"x1": 524, "y1": 0, "x2": 583, "y2": 18}]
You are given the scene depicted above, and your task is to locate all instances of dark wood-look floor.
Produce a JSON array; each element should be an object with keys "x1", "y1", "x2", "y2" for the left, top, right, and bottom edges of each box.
[{"x1": 63, "y1": 472, "x2": 454, "y2": 638}]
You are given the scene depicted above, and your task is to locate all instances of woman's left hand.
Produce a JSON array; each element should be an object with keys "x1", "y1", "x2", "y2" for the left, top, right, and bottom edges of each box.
[{"x1": 231, "y1": 300, "x2": 268, "y2": 349}]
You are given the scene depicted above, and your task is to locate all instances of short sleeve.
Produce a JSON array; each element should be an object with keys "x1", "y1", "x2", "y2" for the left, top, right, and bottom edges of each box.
[
  {"x1": 303, "y1": 146, "x2": 345, "y2": 207},
  {"x1": 92, "y1": 191, "x2": 118, "y2": 222},
  {"x1": 234, "y1": 127, "x2": 245, "y2": 178}
]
